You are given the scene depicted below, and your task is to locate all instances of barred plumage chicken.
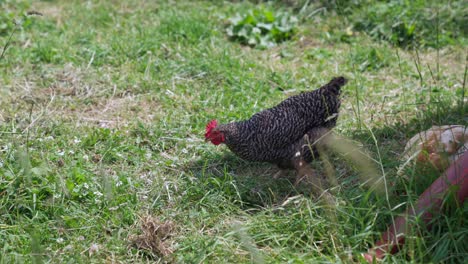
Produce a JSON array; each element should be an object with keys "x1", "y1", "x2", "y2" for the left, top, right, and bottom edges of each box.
[{"x1": 205, "y1": 76, "x2": 347, "y2": 185}]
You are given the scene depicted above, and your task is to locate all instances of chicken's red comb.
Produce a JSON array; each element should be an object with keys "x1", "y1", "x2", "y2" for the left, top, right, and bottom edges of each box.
[{"x1": 205, "y1": 120, "x2": 218, "y2": 134}]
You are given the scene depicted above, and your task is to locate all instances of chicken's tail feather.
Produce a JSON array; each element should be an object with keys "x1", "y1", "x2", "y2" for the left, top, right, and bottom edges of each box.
[{"x1": 325, "y1": 76, "x2": 348, "y2": 95}]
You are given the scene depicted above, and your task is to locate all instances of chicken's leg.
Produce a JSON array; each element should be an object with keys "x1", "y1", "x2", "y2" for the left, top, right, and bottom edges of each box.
[
  {"x1": 292, "y1": 155, "x2": 335, "y2": 205},
  {"x1": 292, "y1": 154, "x2": 325, "y2": 191}
]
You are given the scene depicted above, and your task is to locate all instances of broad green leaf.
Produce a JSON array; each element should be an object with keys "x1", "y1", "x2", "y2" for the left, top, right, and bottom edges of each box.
[{"x1": 225, "y1": 7, "x2": 297, "y2": 48}]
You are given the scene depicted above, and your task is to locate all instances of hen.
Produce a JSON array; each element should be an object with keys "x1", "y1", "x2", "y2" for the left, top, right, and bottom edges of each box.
[{"x1": 205, "y1": 76, "x2": 347, "y2": 186}]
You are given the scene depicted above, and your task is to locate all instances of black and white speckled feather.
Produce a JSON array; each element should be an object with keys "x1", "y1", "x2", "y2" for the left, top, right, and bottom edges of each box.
[{"x1": 216, "y1": 77, "x2": 347, "y2": 168}]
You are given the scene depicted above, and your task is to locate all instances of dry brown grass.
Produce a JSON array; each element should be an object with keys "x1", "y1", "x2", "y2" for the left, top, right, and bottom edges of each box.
[{"x1": 129, "y1": 215, "x2": 176, "y2": 258}]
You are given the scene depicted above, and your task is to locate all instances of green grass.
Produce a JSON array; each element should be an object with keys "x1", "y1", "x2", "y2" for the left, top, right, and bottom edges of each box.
[{"x1": 1, "y1": 0, "x2": 467, "y2": 263}]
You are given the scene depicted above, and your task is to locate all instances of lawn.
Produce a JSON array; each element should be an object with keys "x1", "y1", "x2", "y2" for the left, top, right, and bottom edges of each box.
[{"x1": 0, "y1": 0, "x2": 466, "y2": 263}]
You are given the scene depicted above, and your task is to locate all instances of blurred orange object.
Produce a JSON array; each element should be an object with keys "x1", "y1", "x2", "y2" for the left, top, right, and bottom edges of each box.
[
  {"x1": 402, "y1": 125, "x2": 467, "y2": 171},
  {"x1": 363, "y1": 150, "x2": 468, "y2": 262}
]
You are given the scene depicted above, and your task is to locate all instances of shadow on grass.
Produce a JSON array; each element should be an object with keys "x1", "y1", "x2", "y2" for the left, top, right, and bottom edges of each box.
[{"x1": 183, "y1": 151, "x2": 319, "y2": 209}]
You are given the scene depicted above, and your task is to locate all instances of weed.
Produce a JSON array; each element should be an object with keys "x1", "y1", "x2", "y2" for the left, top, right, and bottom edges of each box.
[
  {"x1": 226, "y1": 7, "x2": 298, "y2": 48},
  {"x1": 348, "y1": 45, "x2": 393, "y2": 72},
  {"x1": 291, "y1": 0, "x2": 467, "y2": 48},
  {"x1": 345, "y1": 0, "x2": 466, "y2": 48}
]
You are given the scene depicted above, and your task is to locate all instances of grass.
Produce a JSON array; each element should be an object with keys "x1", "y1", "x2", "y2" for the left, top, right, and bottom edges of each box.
[{"x1": 0, "y1": 0, "x2": 467, "y2": 263}]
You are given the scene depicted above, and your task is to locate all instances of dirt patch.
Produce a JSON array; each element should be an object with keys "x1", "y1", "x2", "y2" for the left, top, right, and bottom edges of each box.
[
  {"x1": 70, "y1": 95, "x2": 161, "y2": 128},
  {"x1": 30, "y1": 2, "x2": 64, "y2": 26},
  {"x1": 400, "y1": 47, "x2": 466, "y2": 79},
  {"x1": 129, "y1": 216, "x2": 175, "y2": 258},
  {"x1": 1, "y1": 64, "x2": 161, "y2": 128}
]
